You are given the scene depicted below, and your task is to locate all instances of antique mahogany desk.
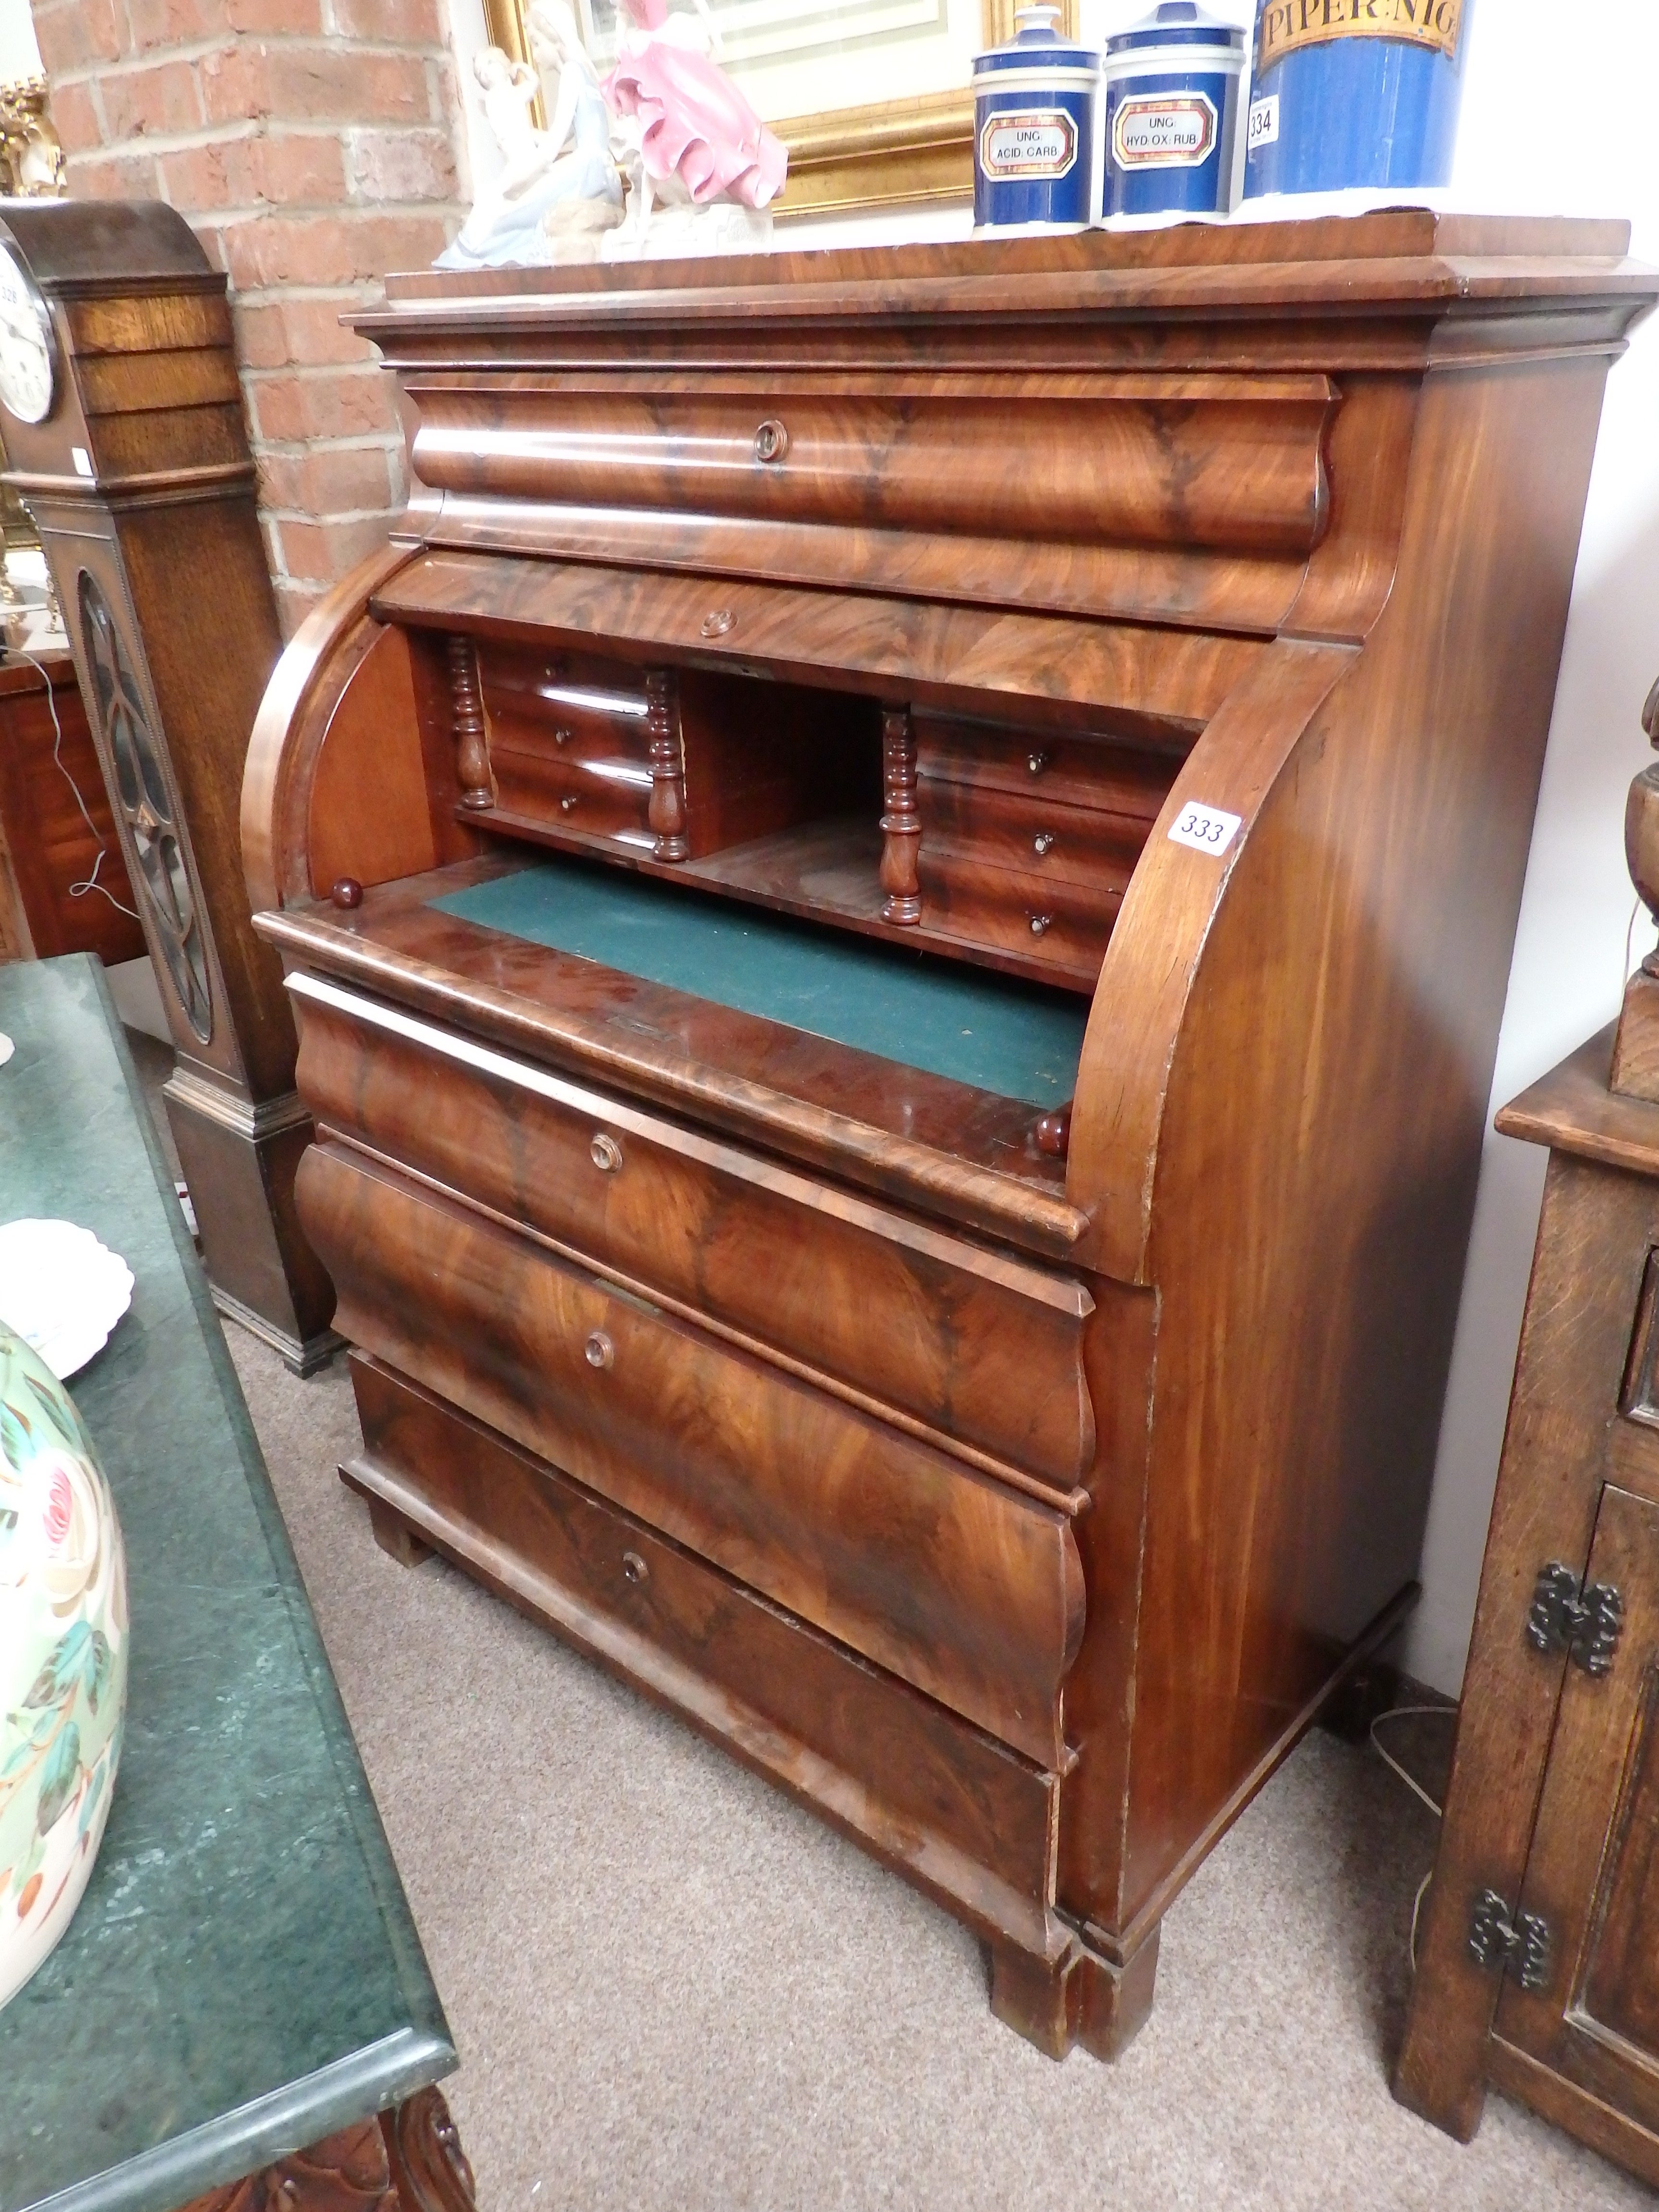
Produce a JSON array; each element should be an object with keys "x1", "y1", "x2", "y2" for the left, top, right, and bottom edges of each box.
[{"x1": 243, "y1": 217, "x2": 1656, "y2": 2059}]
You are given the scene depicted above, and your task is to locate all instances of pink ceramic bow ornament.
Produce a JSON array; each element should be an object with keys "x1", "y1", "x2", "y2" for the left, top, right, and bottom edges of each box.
[{"x1": 604, "y1": 0, "x2": 787, "y2": 215}]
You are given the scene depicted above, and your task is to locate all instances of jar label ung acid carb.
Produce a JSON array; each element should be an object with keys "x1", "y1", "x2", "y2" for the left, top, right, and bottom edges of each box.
[{"x1": 981, "y1": 109, "x2": 1081, "y2": 182}]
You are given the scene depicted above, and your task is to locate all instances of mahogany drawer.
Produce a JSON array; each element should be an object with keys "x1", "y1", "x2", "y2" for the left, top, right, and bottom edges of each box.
[
  {"x1": 289, "y1": 974, "x2": 1095, "y2": 1492},
  {"x1": 298, "y1": 1139, "x2": 1084, "y2": 1765},
  {"x1": 478, "y1": 644, "x2": 653, "y2": 754},
  {"x1": 487, "y1": 741, "x2": 654, "y2": 844},
  {"x1": 920, "y1": 779, "x2": 1145, "y2": 894},
  {"x1": 917, "y1": 852, "x2": 1118, "y2": 982},
  {"x1": 915, "y1": 712, "x2": 1178, "y2": 820},
  {"x1": 345, "y1": 1354, "x2": 1064, "y2": 1936}
]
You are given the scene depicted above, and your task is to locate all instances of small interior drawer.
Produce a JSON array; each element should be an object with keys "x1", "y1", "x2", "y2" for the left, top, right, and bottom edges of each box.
[
  {"x1": 916, "y1": 711, "x2": 1178, "y2": 820},
  {"x1": 478, "y1": 644, "x2": 653, "y2": 744},
  {"x1": 918, "y1": 852, "x2": 1119, "y2": 983},
  {"x1": 489, "y1": 744, "x2": 654, "y2": 844},
  {"x1": 921, "y1": 779, "x2": 1146, "y2": 893}
]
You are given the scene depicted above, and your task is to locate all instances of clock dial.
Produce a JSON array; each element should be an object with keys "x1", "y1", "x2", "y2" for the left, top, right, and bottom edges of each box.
[{"x1": 0, "y1": 243, "x2": 55, "y2": 424}]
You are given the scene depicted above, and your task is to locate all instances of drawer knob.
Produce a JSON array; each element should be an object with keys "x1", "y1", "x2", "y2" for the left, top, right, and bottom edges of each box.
[
  {"x1": 590, "y1": 1133, "x2": 623, "y2": 1174},
  {"x1": 701, "y1": 607, "x2": 737, "y2": 639},
  {"x1": 1033, "y1": 832, "x2": 1057, "y2": 856},
  {"x1": 1028, "y1": 750, "x2": 1048, "y2": 778},
  {"x1": 622, "y1": 1550, "x2": 649, "y2": 1586},
  {"x1": 1029, "y1": 913, "x2": 1053, "y2": 937},
  {"x1": 585, "y1": 1330, "x2": 615, "y2": 1371},
  {"x1": 559, "y1": 795, "x2": 579, "y2": 813},
  {"x1": 331, "y1": 877, "x2": 363, "y2": 910},
  {"x1": 754, "y1": 417, "x2": 789, "y2": 464}
]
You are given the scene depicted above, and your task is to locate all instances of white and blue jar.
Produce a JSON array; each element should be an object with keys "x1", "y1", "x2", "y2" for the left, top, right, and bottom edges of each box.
[
  {"x1": 1103, "y1": 2, "x2": 1245, "y2": 220},
  {"x1": 973, "y1": 5, "x2": 1102, "y2": 233},
  {"x1": 1243, "y1": 0, "x2": 1474, "y2": 199}
]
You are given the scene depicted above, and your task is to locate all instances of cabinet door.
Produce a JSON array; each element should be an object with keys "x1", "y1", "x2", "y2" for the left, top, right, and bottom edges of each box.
[{"x1": 1496, "y1": 1483, "x2": 1659, "y2": 2135}]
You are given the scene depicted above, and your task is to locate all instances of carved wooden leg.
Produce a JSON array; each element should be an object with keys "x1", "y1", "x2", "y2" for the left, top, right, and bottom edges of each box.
[
  {"x1": 449, "y1": 636, "x2": 493, "y2": 813},
  {"x1": 174, "y1": 2088, "x2": 476, "y2": 2212},
  {"x1": 366, "y1": 1494, "x2": 434, "y2": 1569},
  {"x1": 878, "y1": 703, "x2": 922, "y2": 924},
  {"x1": 988, "y1": 1940, "x2": 1082, "y2": 2059},
  {"x1": 383, "y1": 2086, "x2": 478, "y2": 2210},
  {"x1": 647, "y1": 667, "x2": 689, "y2": 861}
]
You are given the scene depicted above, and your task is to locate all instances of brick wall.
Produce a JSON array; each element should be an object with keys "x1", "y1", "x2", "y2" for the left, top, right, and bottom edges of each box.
[{"x1": 32, "y1": 0, "x2": 469, "y2": 633}]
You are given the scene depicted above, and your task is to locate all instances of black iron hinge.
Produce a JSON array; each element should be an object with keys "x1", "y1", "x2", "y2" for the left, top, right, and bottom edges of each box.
[
  {"x1": 1527, "y1": 1562, "x2": 1623, "y2": 1676},
  {"x1": 1468, "y1": 1888, "x2": 1552, "y2": 1993}
]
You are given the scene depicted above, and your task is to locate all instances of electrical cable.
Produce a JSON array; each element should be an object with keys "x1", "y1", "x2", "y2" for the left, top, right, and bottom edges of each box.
[
  {"x1": 1626, "y1": 890, "x2": 1645, "y2": 998},
  {"x1": 15, "y1": 639, "x2": 139, "y2": 920},
  {"x1": 1369, "y1": 1702, "x2": 1455, "y2": 1969}
]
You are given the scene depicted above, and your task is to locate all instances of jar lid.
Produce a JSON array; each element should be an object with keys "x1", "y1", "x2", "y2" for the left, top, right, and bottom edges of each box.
[
  {"x1": 1106, "y1": 1, "x2": 1243, "y2": 55},
  {"x1": 975, "y1": 2, "x2": 1100, "y2": 74}
]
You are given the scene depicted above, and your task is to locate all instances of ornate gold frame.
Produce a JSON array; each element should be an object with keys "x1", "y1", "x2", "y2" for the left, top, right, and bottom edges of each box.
[{"x1": 480, "y1": 1, "x2": 1080, "y2": 219}]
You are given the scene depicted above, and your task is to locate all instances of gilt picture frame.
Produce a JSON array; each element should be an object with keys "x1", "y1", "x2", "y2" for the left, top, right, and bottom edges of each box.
[{"x1": 481, "y1": 0, "x2": 1081, "y2": 218}]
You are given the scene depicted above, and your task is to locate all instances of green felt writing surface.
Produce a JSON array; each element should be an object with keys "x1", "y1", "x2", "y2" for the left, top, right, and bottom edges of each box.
[{"x1": 432, "y1": 862, "x2": 1091, "y2": 1109}]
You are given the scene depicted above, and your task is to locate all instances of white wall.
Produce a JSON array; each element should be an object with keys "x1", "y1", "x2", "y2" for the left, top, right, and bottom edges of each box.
[
  {"x1": 1405, "y1": 0, "x2": 1659, "y2": 1690},
  {"x1": 788, "y1": 3, "x2": 1659, "y2": 1696},
  {"x1": 0, "y1": 0, "x2": 40, "y2": 83}
]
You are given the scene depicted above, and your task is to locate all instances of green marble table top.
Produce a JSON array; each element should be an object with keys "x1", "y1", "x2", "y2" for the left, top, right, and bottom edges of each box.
[{"x1": 0, "y1": 959, "x2": 453, "y2": 2212}]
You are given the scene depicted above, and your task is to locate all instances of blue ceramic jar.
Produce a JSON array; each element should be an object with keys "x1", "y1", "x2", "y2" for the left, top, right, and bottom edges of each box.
[
  {"x1": 973, "y1": 4, "x2": 1102, "y2": 232},
  {"x1": 1243, "y1": 0, "x2": 1474, "y2": 198},
  {"x1": 1103, "y1": 2, "x2": 1245, "y2": 219}
]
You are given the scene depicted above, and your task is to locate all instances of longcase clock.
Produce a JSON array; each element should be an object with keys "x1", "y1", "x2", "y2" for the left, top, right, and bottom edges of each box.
[{"x1": 0, "y1": 200, "x2": 335, "y2": 1371}]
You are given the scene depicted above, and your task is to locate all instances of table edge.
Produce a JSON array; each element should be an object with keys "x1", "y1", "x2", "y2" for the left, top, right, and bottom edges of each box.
[{"x1": 14, "y1": 2026, "x2": 458, "y2": 2212}]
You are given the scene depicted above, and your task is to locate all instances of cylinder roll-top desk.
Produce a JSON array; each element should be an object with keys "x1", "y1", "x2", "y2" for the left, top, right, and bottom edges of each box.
[{"x1": 242, "y1": 216, "x2": 1656, "y2": 2058}]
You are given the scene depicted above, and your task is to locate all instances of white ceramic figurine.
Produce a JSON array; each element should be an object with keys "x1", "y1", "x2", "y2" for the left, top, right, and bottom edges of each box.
[{"x1": 438, "y1": 17, "x2": 625, "y2": 271}]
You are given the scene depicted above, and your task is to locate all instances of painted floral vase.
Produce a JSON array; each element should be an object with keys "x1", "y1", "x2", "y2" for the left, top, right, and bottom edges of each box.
[{"x1": 0, "y1": 1323, "x2": 127, "y2": 2009}]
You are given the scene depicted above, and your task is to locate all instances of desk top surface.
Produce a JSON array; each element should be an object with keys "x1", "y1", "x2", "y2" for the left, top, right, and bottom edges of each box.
[
  {"x1": 0, "y1": 958, "x2": 451, "y2": 2212},
  {"x1": 433, "y1": 858, "x2": 1090, "y2": 1110}
]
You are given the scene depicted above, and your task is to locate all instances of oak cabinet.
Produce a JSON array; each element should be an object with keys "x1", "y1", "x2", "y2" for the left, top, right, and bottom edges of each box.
[{"x1": 1396, "y1": 1035, "x2": 1659, "y2": 2184}]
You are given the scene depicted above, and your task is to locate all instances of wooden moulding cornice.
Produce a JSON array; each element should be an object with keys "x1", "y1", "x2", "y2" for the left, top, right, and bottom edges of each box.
[
  {"x1": 370, "y1": 215, "x2": 1649, "y2": 326},
  {"x1": 1495, "y1": 1024, "x2": 1659, "y2": 1176}
]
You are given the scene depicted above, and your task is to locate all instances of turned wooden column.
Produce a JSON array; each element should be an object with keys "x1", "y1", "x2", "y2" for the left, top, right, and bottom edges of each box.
[
  {"x1": 0, "y1": 200, "x2": 336, "y2": 1372},
  {"x1": 1610, "y1": 673, "x2": 1659, "y2": 1101},
  {"x1": 878, "y1": 702, "x2": 921, "y2": 924},
  {"x1": 448, "y1": 635, "x2": 493, "y2": 811},
  {"x1": 647, "y1": 666, "x2": 689, "y2": 861}
]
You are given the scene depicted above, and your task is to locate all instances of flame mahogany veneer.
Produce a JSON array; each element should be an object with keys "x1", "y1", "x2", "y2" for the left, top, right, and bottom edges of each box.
[{"x1": 241, "y1": 217, "x2": 1657, "y2": 2059}]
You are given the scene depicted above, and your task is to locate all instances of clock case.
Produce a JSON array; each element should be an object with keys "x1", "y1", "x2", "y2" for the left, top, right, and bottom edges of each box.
[{"x1": 0, "y1": 200, "x2": 336, "y2": 1373}]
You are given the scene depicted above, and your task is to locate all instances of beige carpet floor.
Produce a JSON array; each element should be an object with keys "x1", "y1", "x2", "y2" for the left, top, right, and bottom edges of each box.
[
  {"x1": 222, "y1": 1336, "x2": 1658, "y2": 2212},
  {"x1": 130, "y1": 1033, "x2": 1653, "y2": 2210}
]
